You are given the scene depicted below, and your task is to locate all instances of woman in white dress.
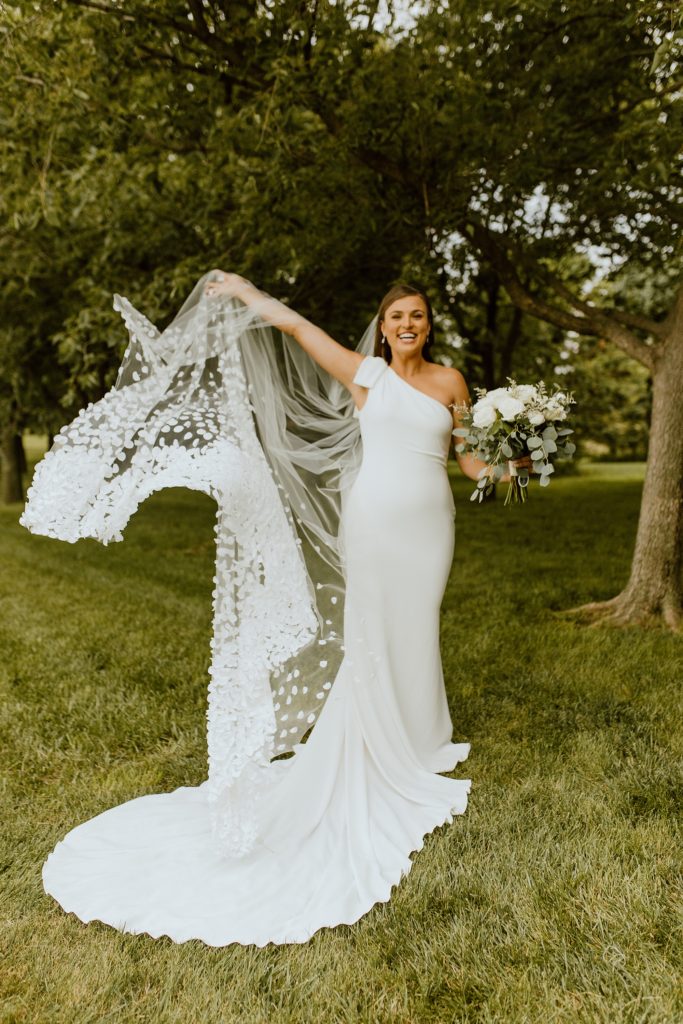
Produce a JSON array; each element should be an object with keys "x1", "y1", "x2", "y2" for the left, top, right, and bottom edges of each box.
[{"x1": 33, "y1": 274, "x2": 532, "y2": 946}]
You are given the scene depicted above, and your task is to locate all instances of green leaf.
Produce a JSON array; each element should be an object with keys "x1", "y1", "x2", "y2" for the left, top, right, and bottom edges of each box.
[{"x1": 650, "y1": 37, "x2": 672, "y2": 74}]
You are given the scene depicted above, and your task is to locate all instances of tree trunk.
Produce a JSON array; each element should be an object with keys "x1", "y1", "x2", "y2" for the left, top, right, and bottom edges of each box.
[
  {"x1": 482, "y1": 272, "x2": 498, "y2": 391},
  {"x1": 558, "y1": 324, "x2": 683, "y2": 631},
  {"x1": 1, "y1": 430, "x2": 25, "y2": 504},
  {"x1": 500, "y1": 305, "x2": 523, "y2": 383}
]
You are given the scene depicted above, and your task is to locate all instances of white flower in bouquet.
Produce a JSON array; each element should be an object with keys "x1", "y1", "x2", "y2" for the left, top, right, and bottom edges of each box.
[
  {"x1": 477, "y1": 387, "x2": 509, "y2": 408},
  {"x1": 543, "y1": 398, "x2": 568, "y2": 421},
  {"x1": 496, "y1": 396, "x2": 525, "y2": 421},
  {"x1": 472, "y1": 404, "x2": 497, "y2": 428},
  {"x1": 511, "y1": 384, "x2": 539, "y2": 402},
  {"x1": 452, "y1": 377, "x2": 577, "y2": 505}
]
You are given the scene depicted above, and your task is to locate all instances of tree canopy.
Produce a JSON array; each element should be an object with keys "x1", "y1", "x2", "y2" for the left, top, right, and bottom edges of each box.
[{"x1": 2, "y1": 1, "x2": 679, "y2": 421}]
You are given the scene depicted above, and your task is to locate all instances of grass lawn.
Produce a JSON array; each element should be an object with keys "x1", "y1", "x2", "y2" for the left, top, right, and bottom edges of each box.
[{"x1": 1, "y1": 448, "x2": 681, "y2": 1024}]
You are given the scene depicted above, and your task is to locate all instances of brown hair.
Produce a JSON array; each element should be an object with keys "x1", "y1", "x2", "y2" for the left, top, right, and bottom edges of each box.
[{"x1": 373, "y1": 282, "x2": 436, "y2": 364}]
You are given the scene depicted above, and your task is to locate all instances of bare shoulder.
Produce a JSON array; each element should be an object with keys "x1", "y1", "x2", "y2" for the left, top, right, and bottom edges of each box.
[{"x1": 430, "y1": 364, "x2": 470, "y2": 406}]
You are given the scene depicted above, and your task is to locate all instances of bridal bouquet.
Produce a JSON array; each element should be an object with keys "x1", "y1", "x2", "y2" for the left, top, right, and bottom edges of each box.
[{"x1": 452, "y1": 379, "x2": 576, "y2": 505}]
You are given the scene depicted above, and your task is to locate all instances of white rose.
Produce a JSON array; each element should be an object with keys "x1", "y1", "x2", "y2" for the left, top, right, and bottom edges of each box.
[
  {"x1": 527, "y1": 409, "x2": 545, "y2": 426},
  {"x1": 513, "y1": 384, "x2": 538, "y2": 402},
  {"x1": 497, "y1": 396, "x2": 525, "y2": 421},
  {"x1": 481, "y1": 387, "x2": 509, "y2": 409},
  {"x1": 472, "y1": 403, "x2": 497, "y2": 428}
]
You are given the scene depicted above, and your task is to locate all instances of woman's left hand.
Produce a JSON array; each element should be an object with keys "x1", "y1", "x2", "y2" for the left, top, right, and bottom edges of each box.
[
  {"x1": 509, "y1": 454, "x2": 534, "y2": 473},
  {"x1": 204, "y1": 272, "x2": 250, "y2": 299}
]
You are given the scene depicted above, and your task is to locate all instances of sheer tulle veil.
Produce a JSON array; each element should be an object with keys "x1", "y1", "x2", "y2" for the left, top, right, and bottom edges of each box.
[{"x1": 20, "y1": 269, "x2": 378, "y2": 855}]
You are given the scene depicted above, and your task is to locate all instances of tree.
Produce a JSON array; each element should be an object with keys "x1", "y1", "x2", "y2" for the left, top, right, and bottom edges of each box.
[
  {"x1": 438, "y1": 2, "x2": 683, "y2": 630},
  {"x1": 3, "y1": 0, "x2": 681, "y2": 629},
  {"x1": 0, "y1": 0, "x2": 406, "y2": 445}
]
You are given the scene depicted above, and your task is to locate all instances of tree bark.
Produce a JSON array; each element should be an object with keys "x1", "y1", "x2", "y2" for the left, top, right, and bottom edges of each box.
[
  {"x1": 1, "y1": 430, "x2": 25, "y2": 504},
  {"x1": 481, "y1": 270, "x2": 499, "y2": 391},
  {"x1": 559, "y1": 315, "x2": 683, "y2": 631},
  {"x1": 500, "y1": 305, "x2": 523, "y2": 384}
]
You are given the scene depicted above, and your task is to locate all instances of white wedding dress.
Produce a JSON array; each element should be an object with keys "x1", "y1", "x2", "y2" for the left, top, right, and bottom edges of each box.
[{"x1": 39, "y1": 353, "x2": 471, "y2": 946}]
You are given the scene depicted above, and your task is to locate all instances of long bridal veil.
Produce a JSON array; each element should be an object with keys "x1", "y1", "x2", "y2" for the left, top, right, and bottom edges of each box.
[{"x1": 20, "y1": 270, "x2": 378, "y2": 856}]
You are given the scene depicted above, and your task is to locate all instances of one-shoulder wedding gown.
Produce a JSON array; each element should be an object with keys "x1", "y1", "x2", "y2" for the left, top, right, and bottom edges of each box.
[{"x1": 41, "y1": 354, "x2": 471, "y2": 946}]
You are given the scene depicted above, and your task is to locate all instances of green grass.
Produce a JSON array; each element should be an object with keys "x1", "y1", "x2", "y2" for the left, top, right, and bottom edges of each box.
[{"x1": 1, "y1": 451, "x2": 681, "y2": 1024}]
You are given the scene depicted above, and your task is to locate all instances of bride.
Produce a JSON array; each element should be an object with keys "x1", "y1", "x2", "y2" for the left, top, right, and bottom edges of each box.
[{"x1": 22, "y1": 271, "x2": 532, "y2": 947}]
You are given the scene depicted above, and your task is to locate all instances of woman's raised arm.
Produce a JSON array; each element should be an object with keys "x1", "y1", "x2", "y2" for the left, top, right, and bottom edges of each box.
[{"x1": 205, "y1": 272, "x2": 364, "y2": 390}]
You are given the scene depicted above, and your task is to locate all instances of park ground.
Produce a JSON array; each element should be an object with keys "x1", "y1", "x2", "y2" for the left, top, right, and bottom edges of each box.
[{"x1": 0, "y1": 446, "x2": 681, "y2": 1024}]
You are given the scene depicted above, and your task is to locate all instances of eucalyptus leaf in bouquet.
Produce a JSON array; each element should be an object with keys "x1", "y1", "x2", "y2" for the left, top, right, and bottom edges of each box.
[{"x1": 452, "y1": 379, "x2": 577, "y2": 505}]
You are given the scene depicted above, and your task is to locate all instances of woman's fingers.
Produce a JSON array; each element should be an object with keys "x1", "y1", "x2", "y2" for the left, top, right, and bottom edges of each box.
[
  {"x1": 204, "y1": 279, "x2": 227, "y2": 296},
  {"x1": 204, "y1": 272, "x2": 247, "y2": 298},
  {"x1": 204, "y1": 271, "x2": 228, "y2": 293}
]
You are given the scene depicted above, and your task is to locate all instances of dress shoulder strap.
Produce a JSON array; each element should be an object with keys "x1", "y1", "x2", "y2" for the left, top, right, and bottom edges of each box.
[{"x1": 352, "y1": 355, "x2": 389, "y2": 388}]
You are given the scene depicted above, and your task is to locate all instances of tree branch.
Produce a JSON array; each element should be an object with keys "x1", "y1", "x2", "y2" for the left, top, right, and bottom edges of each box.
[
  {"x1": 594, "y1": 308, "x2": 666, "y2": 338},
  {"x1": 311, "y1": 99, "x2": 411, "y2": 187},
  {"x1": 133, "y1": 41, "x2": 217, "y2": 77},
  {"x1": 66, "y1": 0, "x2": 239, "y2": 64},
  {"x1": 523, "y1": 257, "x2": 667, "y2": 339},
  {"x1": 462, "y1": 219, "x2": 658, "y2": 371},
  {"x1": 67, "y1": 0, "x2": 156, "y2": 25}
]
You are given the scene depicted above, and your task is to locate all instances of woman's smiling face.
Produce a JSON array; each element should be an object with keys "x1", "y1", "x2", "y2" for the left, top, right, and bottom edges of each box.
[{"x1": 380, "y1": 295, "x2": 431, "y2": 356}]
